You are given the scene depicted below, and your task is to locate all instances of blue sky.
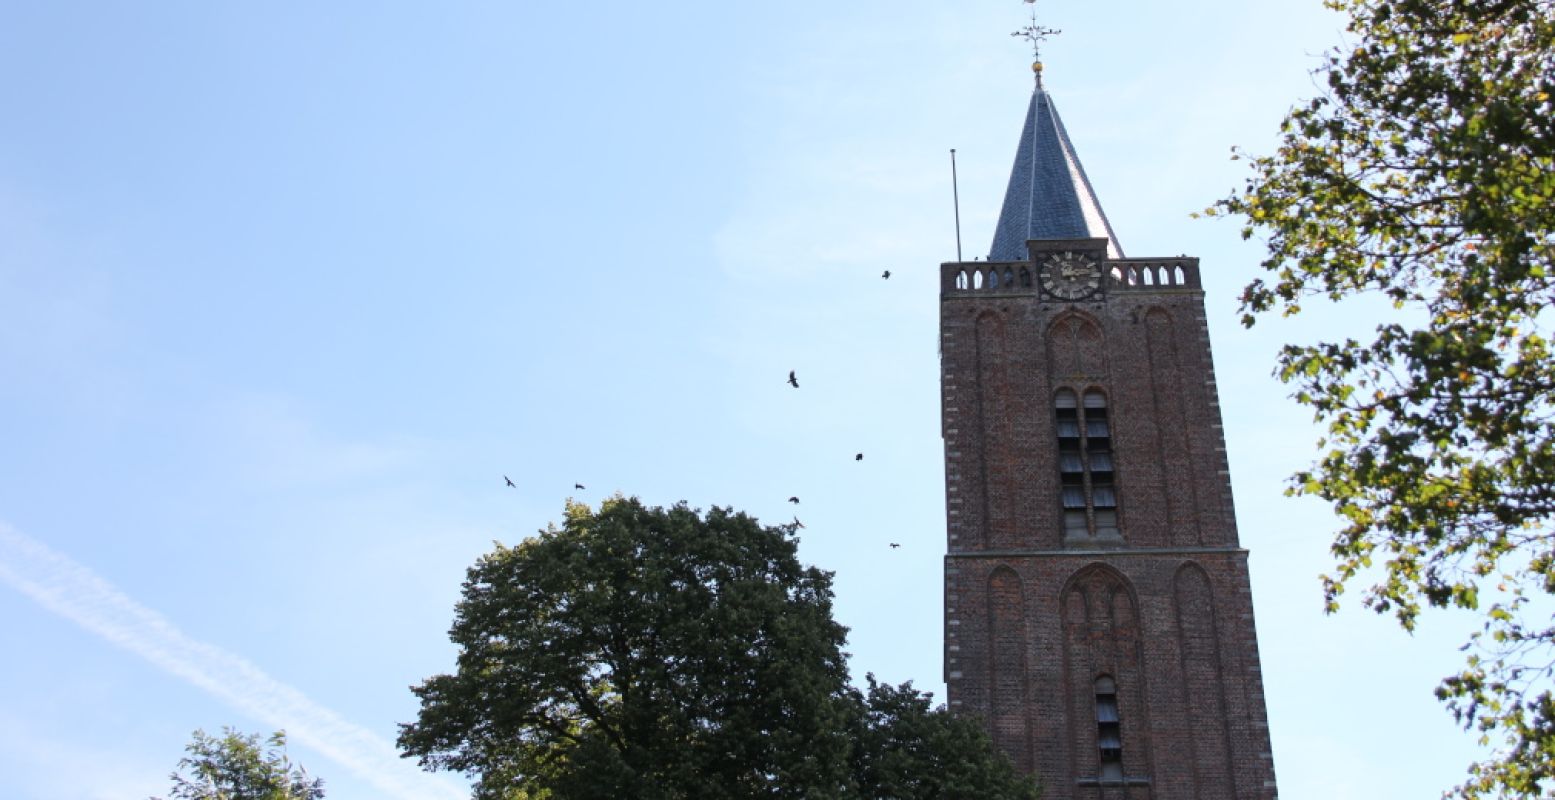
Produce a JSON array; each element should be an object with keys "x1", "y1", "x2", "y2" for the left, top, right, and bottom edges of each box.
[{"x1": 0, "y1": 2, "x2": 1495, "y2": 797}]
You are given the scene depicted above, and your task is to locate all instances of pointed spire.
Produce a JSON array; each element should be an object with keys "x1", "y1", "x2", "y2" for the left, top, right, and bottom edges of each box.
[{"x1": 991, "y1": 9, "x2": 1123, "y2": 261}]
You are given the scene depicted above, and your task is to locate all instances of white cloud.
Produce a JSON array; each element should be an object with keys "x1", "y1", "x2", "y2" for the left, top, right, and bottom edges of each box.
[{"x1": 0, "y1": 523, "x2": 465, "y2": 800}]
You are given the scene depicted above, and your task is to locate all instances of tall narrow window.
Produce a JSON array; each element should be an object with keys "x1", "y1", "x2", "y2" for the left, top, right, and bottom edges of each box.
[
  {"x1": 1055, "y1": 391, "x2": 1088, "y2": 537},
  {"x1": 1095, "y1": 676, "x2": 1123, "y2": 781},
  {"x1": 1084, "y1": 391, "x2": 1120, "y2": 537},
  {"x1": 1054, "y1": 389, "x2": 1122, "y2": 539}
]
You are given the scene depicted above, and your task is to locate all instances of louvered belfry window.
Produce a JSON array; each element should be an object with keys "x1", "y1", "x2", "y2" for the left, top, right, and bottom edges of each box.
[
  {"x1": 1095, "y1": 676, "x2": 1124, "y2": 781},
  {"x1": 1055, "y1": 389, "x2": 1120, "y2": 539}
]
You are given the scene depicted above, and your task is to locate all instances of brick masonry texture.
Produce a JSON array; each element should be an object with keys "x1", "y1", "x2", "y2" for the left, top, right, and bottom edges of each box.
[{"x1": 940, "y1": 239, "x2": 1278, "y2": 799}]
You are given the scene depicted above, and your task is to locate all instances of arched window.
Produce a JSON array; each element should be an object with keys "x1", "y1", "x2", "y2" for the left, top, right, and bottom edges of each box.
[
  {"x1": 1019, "y1": 266, "x2": 1032, "y2": 288},
  {"x1": 955, "y1": 270, "x2": 969, "y2": 290},
  {"x1": 1095, "y1": 676, "x2": 1123, "y2": 781},
  {"x1": 1055, "y1": 390, "x2": 1122, "y2": 540}
]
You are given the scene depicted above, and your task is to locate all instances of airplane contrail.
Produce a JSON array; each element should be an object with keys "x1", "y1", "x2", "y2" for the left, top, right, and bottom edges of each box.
[{"x1": 0, "y1": 522, "x2": 465, "y2": 800}]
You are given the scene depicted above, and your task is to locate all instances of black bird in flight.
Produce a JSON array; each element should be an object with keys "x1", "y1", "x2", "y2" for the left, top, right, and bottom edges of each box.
[
  {"x1": 787, "y1": 370, "x2": 799, "y2": 388},
  {"x1": 574, "y1": 483, "x2": 586, "y2": 490},
  {"x1": 855, "y1": 453, "x2": 864, "y2": 461},
  {"x1": 788, "y1": 496, "x2": 800, "y2": 504},
  {"x1": 504, "y1": 475, "x2": 516, "y2": 488},
  {"x1": 881, "y1": 270, "x2": 891, "y2": 279},
  {"x1": 889, "y1": 542, "x2": 901, "y2": 549},
  {"x1": 792, "y1": 516, "x2": 806, "y2": 529}
]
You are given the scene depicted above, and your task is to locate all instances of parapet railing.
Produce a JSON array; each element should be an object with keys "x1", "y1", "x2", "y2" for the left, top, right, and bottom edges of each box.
[
  {"x1": 1110, "y1": 258, "x2": 1202, "y2": 292},
  {"x1": 941, "y1": 258, "x2": 1202, "y2": 296}
]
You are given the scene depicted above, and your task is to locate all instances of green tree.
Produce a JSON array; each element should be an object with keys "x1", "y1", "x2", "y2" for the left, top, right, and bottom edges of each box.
[
  {"x1": 849, "y1": 677, "x2": 1038, "y2": 800},
  {"x1": 398, "y1": 496, "x2": 1036, "y2": 799},
  {"x1": 154, "y1": 728, "x2": 324, "y2": 800},
  {"x1": 1210, "y1": 0, "x2": 1554, "y2": 795}
]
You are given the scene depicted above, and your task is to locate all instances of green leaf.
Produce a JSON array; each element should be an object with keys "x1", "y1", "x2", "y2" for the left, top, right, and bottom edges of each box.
[{"x1": 1215, "y1": 0, "x2": 1555, "y2": 796}]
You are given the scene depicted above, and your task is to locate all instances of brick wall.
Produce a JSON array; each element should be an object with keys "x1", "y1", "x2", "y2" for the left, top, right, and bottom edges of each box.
[{"x1": 941, "y1": 243, "x2": 1277, "y2": 799}]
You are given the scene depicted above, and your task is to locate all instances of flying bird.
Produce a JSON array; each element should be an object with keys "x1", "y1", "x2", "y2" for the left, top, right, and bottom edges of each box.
[
  {"x1": 792, "y1": 516, "x2": 806, "y2": 529},
  {"x1": 855, "y1": 453, "x2": 864, "y2": 461},
  {"x1": 787, "y1": 370, "x2": 799, "y2": 388},
  {"x1": 788, "y1": 496, "x2": 800, "y2": 504},
  {"x1": 881, "y1": 270, "x2": 891, "y2": 279},
  {"x1": 889, "y1": 543, "x2": 901, "y2": 549},
  {"x1": 574, "y1": 483, "x2": 586, "y2": 490},
  {"x1": 504, "y1": 475, "x2": 516, "y2": 488}
]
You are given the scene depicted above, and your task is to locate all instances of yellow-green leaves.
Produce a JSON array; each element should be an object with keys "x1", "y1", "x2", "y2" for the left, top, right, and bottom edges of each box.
[
  {"x1": 157, "y1": 728, "x2": 325, "y2": 800},
  {"x1": 1217, "y1": 0, "x2": 1555, "y2": 796}
]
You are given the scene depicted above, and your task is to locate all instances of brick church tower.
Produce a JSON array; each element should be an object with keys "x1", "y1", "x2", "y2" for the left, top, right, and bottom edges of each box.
[{"x1": 939, "y1": 62, "x2": 1279, "y2": 799}]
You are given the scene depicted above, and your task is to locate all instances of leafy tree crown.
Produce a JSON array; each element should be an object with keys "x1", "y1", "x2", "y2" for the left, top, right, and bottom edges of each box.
[{"x1": 1209, "y1": 0, "x2": 1554, "y2": 795}]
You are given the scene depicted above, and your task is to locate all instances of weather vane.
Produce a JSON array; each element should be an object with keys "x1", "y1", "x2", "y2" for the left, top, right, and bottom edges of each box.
[{"x1": 1011, "y1": 0, "x2": 1061, "y2": 83}]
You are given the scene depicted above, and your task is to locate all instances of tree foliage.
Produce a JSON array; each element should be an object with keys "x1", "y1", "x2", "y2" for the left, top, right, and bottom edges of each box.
[
  {"x1": 849, "y1": 676, "x2": 1037, "y2": 800},
  {"x1": 1210, "y1": 0, "x2": 1555, "y2": 795},
  {"x1": 153, "y1": 728, "x2": 324, "y2": 800},
  {"x1": 398, "y1": 496, "x2": 1035, "y2": 799}
]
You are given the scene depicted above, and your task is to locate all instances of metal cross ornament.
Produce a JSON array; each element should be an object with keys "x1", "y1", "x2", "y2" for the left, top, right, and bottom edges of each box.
[{"x1": 1011, "y1": 0, "x2": 1061, "y2": 62}]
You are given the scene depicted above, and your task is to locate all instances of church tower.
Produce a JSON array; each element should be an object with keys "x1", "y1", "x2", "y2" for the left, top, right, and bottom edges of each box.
[{"x1": 939, "y1": 57, "x2": 1279, "y2": 799}]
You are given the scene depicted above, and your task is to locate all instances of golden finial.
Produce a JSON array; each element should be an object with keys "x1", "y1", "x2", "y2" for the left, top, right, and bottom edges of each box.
[{"x1": 1011, "y1": 0, "x2": 1061, "y2": 86}]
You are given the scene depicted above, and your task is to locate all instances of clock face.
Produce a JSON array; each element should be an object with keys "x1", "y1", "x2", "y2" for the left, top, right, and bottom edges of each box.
[{"x1": 1040, "y1": 251, "x2": 1102, "y2": 300}]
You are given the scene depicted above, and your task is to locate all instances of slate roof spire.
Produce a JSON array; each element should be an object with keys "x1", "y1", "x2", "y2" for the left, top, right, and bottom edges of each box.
[{"x1": 988, "y1": 63, "x2": 1124, "y2": 261}]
